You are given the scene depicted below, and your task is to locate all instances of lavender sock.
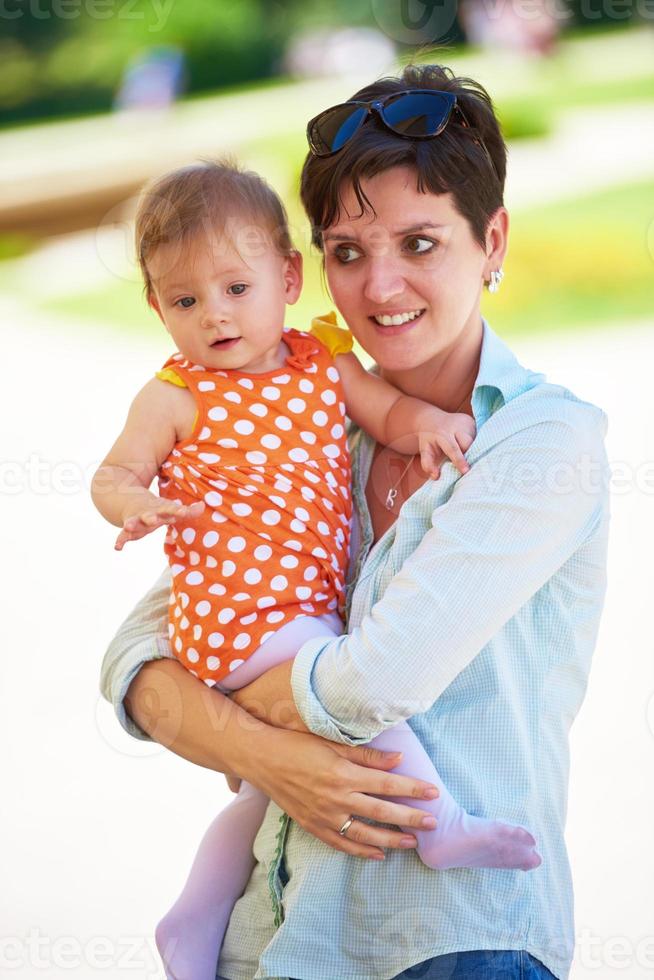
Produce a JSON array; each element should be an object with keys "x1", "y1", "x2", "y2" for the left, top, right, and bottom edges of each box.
[
  {"x1": 155, "y1": 780, "x2": 269, "y2": 980},
  {"x1": 367, "y1": 721, "x2": 541, "y2": 871}
]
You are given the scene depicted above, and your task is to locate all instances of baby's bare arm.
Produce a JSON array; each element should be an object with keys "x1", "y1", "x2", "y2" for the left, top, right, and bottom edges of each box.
[
  {"x1": 335, "y1": 352, "x2": 475, "y2": 475},
  {"x1": 91, "y1": 378, "x2": 183, "y2": 529}
]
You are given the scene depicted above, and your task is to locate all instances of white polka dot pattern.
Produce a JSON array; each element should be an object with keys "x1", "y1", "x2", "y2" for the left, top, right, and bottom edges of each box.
[{"x1": 157, "y1": 327, "x2": 352, "y2": 684}]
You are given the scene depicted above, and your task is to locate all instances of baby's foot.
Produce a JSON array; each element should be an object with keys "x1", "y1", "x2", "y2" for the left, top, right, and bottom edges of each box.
[
  {"x1": 368, "y1": 721, "x2": 541, "y2": 873},
  {"x1": 155, "y1": 904, "x2": 229, "y2": 980},
  {"x1": 411, "y1": 810, "x2": 542, "y2": 872}
]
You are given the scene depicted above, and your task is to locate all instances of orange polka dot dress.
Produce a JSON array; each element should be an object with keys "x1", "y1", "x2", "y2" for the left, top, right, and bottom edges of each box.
[{"x1": 156, "y1": 316, "x2": 353, "y2": 687}]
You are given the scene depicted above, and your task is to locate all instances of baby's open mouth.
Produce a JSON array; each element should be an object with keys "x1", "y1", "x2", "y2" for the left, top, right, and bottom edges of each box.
[{"x1": 211, "y1": 337, "x2": 241, "y2": 348}]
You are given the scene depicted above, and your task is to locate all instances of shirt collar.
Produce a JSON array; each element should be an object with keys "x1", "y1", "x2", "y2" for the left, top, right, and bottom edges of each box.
[{"x1": 472, "y1": 317, "x2": 545, "y2": 426}]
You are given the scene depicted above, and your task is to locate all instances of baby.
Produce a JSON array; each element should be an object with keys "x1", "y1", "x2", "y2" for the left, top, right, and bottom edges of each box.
[{"x1": 92, "y1": 160, "x2": 540, "y2": 980}]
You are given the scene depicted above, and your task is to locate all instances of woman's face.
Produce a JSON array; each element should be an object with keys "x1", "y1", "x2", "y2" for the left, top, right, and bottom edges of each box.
[{"x1": 323, "y1": 166, "x2": 503, "y2": 376}]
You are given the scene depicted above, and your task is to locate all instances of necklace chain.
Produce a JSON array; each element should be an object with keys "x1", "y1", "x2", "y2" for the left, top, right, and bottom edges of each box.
[{"x1": 384, "y1": 454, "x2": 417, "y2": 511}]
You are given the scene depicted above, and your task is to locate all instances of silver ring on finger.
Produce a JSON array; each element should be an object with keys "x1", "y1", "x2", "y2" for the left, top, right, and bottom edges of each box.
[{"x1": 338, "y1": 815, "x2": 355, "y2": 837}]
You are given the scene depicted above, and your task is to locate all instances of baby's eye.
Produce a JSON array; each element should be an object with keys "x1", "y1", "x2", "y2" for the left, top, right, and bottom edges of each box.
[
  {"x1": 228, "y1": 283, "x2": 248, "y2": 295},
  {"x1": 333, "y1": 245, "x2": 361, "y2": 264},
  {"x1": 405, "y1": 236, "x2": 436, "y2": 255},
  {"x1": 176, "y1": 296, "x2": 195, "y2": 309}
]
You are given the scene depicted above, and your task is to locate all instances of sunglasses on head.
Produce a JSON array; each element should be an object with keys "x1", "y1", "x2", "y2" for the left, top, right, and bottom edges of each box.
[{"x1": 307, "y1": 89, "x2": 497, "y2": 177}]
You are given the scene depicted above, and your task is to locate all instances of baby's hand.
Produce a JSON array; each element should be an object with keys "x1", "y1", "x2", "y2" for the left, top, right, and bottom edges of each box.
[
  {"x1": 114, "y1": 499, "x2": 205, "y2": 551},
  {"x1": 419, "y1": 412, "x2": 476, "y2": 480}
]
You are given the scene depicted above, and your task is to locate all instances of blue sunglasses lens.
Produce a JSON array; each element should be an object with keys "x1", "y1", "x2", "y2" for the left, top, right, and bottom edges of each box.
[
  {"x1": 310, "y1": 105, "x2": 368, "y2": 155},
  {"x1": 309, "y1": 92, "x2": 457, "y2": 156},
  {"x1": 382, "y1": 92, "x2": 454, "y2": 137}
]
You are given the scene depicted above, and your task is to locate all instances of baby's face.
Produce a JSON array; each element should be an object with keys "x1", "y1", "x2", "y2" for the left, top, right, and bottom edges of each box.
[{"x1": 148, "y1": 222, "x2": 302, "y2": 373}]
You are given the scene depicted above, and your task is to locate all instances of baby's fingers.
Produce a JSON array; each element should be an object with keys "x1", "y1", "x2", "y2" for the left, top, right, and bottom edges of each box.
[
  {"x1": 114, "y1": 526, "x2": 143, "y2": 550},
  {"x1": 456, "y1": 427, "x2": 477, "y2": 453},
  {"x1": 164, "y1": 500, "x2": 206, "y2": 524},
  {"x1": 115, "y1": 513, "x2": 164, "y2": 549},
  {"x1": 419, "y1": 444, "x2": 441, "y2": 481},
  {"x1": 438, "y1": 436, "x2": 470, "y2": 476},
  {"x1": 143, "y1": 506, "x2": 188, "y2": 527},
  {"x1": 181, "y1": 501, "x2": 206, "y2": 519},
  {"x1": 141, "y1": 512, "x2": 165, "y2": 527}
]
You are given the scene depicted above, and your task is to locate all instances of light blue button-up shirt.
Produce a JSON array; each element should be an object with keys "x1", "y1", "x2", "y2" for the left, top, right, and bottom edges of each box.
[{"x1": 100, "y1": 320, "x2": 610, "y2": 980}]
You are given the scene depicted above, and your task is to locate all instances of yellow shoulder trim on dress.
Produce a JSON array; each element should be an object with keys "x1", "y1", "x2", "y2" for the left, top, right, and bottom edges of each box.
[
  {"x1": 155, "y1": 367, "x2": 188, "y2": 388},
  {"x1": 309, "y1": 312, "x2": 354, "y2": 357}
]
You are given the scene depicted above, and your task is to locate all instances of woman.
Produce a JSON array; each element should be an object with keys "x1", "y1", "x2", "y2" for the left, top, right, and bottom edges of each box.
[{"x1": 101, "y1": 65, "x2": 609, "y2": 980}]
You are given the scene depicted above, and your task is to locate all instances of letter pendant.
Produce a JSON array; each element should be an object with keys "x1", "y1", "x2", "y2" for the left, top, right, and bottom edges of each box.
[{"x1": 385, "y1": 488, "x2": 398, "y2": 511}]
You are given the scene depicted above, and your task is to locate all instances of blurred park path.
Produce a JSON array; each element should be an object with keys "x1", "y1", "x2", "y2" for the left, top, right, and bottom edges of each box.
[
  {"x1": 0, "y1": 70, "x2": 377, "y2": 235},
  {"x1": 2, "y1": 25, "x2": 653, "y2": 235},
  {"x1": 504, "y1": 102, "x2": 654, "y2": 209},
  {"x1": 2, "y1": 96, "x2": 653, "y2": 322},
  {"x1": 2, "y1": 294, "x2": 653, "y2": 978}
]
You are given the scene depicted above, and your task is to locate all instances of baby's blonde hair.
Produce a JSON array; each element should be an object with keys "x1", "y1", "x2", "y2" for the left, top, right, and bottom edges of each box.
[{"x1": 134, "y1": 158, "x2": 295, "y2": 300}]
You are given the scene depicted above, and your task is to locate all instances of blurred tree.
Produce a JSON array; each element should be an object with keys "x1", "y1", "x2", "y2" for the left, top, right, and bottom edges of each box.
[
  {"x1": 0, "y1": 0, "x2": 627, "y2": 128},
  {"x1": 1, "y1": 0, "x2": 288, "y2": 125},
  {"x1": 1, "y1": 0, "x2": 70, "y2": 46}
]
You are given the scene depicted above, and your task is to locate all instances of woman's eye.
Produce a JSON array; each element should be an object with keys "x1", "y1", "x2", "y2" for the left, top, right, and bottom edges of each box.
[
  {"x1": 333, "y1": 245, "x2": 361, "y2": 264},
  {"x1": 228, "y1": 283, "x2": 248, "y2": 295},
  {"x1": 176, "y1": 297, "x2": 195, "y2": 309},
  {"x1": 405, "y1": 236, "x2": 435, "y2": 255}
]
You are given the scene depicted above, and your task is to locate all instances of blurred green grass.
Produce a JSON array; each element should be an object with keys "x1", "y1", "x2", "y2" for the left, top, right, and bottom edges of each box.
[
  {"x1": 485, "y1": 179, "x2": 654, "y2": 335},
  {"x1": 36, "y1": 177, "x2": 654, "y2": 340},
  {"x1": 496, "y1": 74, "x2": 654, "y2": 141},
  {"x1": 2, "y1": 26, "x2": 652, "y2": 341}
]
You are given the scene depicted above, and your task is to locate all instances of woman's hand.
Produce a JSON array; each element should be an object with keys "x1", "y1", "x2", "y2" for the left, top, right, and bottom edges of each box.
[
  {"x1": 124, "y1": 658, "x2": 438, "y2": 860},
  {"x1": 229, "y1": 663, "x2": 439, "y2": 858},
  {"x1": 253, "y1": 726, "x2": 439, "y2": 861}
]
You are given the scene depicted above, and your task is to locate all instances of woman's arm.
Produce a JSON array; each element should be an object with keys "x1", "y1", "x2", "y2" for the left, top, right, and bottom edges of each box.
[
  {"x1": 100, "y1": 566, "x2": 176, "y2": 741},
  {"x1": 232, "y1": 410, "x2": 609, "y2": 744},
  {"x1": 100, "y1": 569, "x2": 441, "y2": 859}
]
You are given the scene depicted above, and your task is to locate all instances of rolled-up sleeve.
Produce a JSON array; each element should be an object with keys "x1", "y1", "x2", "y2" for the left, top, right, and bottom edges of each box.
[
  {"x1": 99, "y1": 566, "x2": 175, "y2": 741},
  {"x1": 291, "y1": 414, "x2": 609, "y2": 744}
]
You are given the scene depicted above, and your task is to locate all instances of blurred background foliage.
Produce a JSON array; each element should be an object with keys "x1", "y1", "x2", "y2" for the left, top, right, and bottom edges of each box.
[
  {"x1": 1, "y1": 0, "x2": 286, "y2": 125},
  {"x1": 0, "y1": 3, "x2": 652, "y2": 345},
  {"x1": 0, "y1": 0, "x2": 648, "y2": 127}
]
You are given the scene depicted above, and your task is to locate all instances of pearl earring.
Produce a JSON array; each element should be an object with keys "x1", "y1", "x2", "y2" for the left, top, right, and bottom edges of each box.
[{"x1": 487, "y1": 268, "x2": 504, "y2": 294}]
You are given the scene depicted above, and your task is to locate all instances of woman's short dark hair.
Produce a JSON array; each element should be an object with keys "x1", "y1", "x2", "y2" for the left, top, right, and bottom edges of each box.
[{"x1": 300, "y1": 64, "x2": 507, "y2": 252}]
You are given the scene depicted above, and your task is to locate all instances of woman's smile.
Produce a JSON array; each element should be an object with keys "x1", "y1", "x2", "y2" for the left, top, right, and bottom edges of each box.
[{"x1": 370, "y1": 309, "x2": 426, "y2": 334}]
